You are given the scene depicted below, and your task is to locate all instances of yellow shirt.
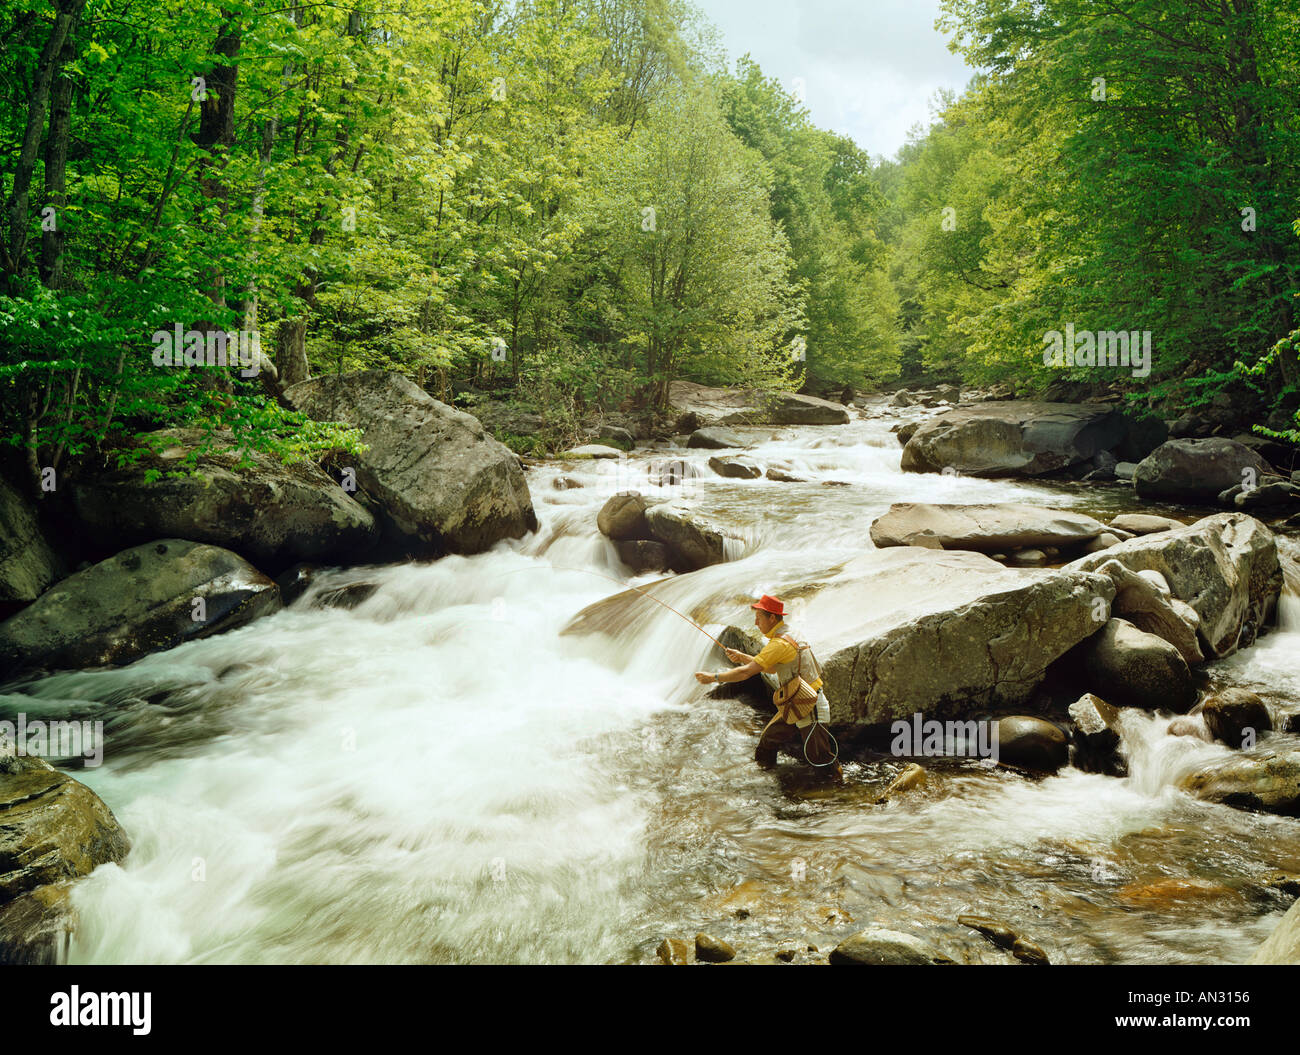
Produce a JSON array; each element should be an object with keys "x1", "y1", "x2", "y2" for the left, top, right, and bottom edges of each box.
[{"x1": 753, "y1": 620, "x2": 823, "y2": 692}]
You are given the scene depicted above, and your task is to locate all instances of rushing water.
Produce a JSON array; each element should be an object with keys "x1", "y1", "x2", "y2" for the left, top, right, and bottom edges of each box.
[{"x1": 3, "y1": 405, "x2": 1298, "y2": 964}]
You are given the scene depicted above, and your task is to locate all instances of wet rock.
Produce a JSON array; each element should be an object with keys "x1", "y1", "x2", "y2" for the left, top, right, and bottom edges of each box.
[
  {"x1": 1069, "y1": 693, "x2": 1127, "y2": 774},
  {"x1": 1012, "y1": 938, "x2": 1050, "y2": 964},
  {"x1": 774, "y1": 943, "x2": 799, "y2": 962},
  {"x1": 766, "y1": 466, "x2": 806, "y2": 483},
  {"x1": 1253, "y1": 897, "x2": 1300, "y2": 964},
  {"x1": 596, "y1": 493, "x2": 651, "y2": 542},
  {"x1": 1199, "y1": 688, "x2": 1272, "y2": 748},
  {"x1": 275, "y1": 563, "x2": 316, "y2": 607},
  {"x1": 957, "y1": 915, "x2": 1017, "y2": 950},
  {"x1": 708, "y1": 456, "x2": 762, "y2": 479},
  {"x1": 694, "y1": 933, "x2": 735, "y2": 963},
  {"x1": 656, "y1": 938, "x2": 691, "y2": 965},
  {"x1": 1235, "y1": 481, "x2": 1299, "y2": 512},
  {"x1": 687, "y1": 428, "x2": 746, "y2": 450},
  {"x1": 1079, "y1": 618, "x2": 1196, "y2": 712},
  {"x1": 868, "y1": 503, "x2": 1107, "y2": 553},
  {"x1": 1114, "y1": 462, "x2": 1138, "y2": 481},
  {"x1": 0, "y1": 755, "x2": 130, "y2": 964},
  {"x1": 643, "y1": 502, "x2": 745, "y2": 572},
  {"x1": 891, "y1": 391, "x2": 914, "y2": 408},
  {"x1": 645, "y1": 458, "x2": 701, "y2": 488},
  {"x1": 1167, "y1": 716, "x2": 1213, "y2": 742},
  {"x1": 614, "y1": 540, "x2": 670, "y2": 575},
  {"x1": 900, "y1": 402, "x2": 1135, "y2": 477},
  {"x1": 763, "y1": 391, "x2": 851, "y2": 425},
  {"x1": 878, "y1": 762, "x2": 927, "y2": 800},
  {"x1": 1068, "y1": 513, "x2": 1281, "y2": 661},
  {"x1": 0, "y1": 477, "x2": 63, "y2": 609},
  {"x1": 552, "y1": 475, "x2": 583, "y2": 490},
  {"x1": 1265, "y1": 872, "x2": 1300, "y2": 899},
  {"x1": 1006, "y1": 548, "x2": 1049, "y2": 567},
  {"x1": 830, "y1": 927, "x2": 947, "y2": 965},
  {"x1": 996, "y1": 716, "x2": 1069, "y2": 772},
  {"x1": 1133, "y1": 438, "x2": 1272, "y2": 503},
  {"x1": 309, "y1": 580, "x2": 380, "y2": 610},
  {"x1": 1180, "y1": 744, "x2": 1300, "y2": 814},
  {"x1": 65, "y1": 427, "x2": 377, "y2": 570},
  {"x1": 668, "y1": 381, "x2": 848, "y2": 427},
  {"x1": 895, "y1": 421, "x2": 921, "y2": 446},
  {"x1": 1117, "y1": 878, "x2": 1241, "y2": 907},
  {"x1": 0, "y1": 539, "x2": 281, "y2": 676},
  {"x1": 285, "y1": 371, "x2": 536, "y2": 555}
]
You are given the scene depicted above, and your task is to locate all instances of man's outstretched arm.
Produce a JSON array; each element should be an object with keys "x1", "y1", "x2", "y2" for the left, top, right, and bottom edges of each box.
[{"x1": 695, "y1": 660, "x2": 762, "y2": 685}]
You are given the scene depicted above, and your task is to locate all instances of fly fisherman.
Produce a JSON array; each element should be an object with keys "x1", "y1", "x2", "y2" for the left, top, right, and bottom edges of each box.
[{"x1": 695, "y1": 595, "x2": 843, "y2": 783}]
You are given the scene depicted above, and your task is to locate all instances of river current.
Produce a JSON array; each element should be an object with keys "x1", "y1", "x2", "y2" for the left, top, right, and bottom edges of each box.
[{"x1": 4, "y1": 407, "x2": 1298, "y2": 964}]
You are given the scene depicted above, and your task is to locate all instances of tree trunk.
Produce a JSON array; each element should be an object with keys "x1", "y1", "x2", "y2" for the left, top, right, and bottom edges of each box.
[
  {"x1": 38, "y1": 22, "x2": 77, "y2": 288},
  {"x1": 277, "y1": 318, "x2": 309, "y2": 388}
]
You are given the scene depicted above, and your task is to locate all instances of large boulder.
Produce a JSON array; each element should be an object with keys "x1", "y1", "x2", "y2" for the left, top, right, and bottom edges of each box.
[
  {"x1": 1078, "y1": 618, "x2": 1196, "y2": 712},
  {"x1": 686, "y1": 428, "x2": 745, "y2": 450},
  {"x1": 0, "y1": 539, "x2": 281, "y2": 677},
  {"x1": 567, "y1": 548, "x2": 1116, "y2": 727},
  {"x1": 1199, "y1": 688, "x2": 1272, "y2": 747},
  {"x1": 1083, "y1": 559, "x2": 1204, "y2": 665},
  {"x1": 667, "y1": 381, "x2": 848, "y2": 427},
  {"x1": 869, "y1": 503, "x2": 1107, "y2": 553},
  {"x1": 66, "y1": 428, "x2": 377, "y2": 570},
  {"x1": 0, "y1": 477, "x2": 63, "y2": 609},
  {"x1": 643, "y1": 502, "x2": 746, "y2": 572},
  {"x1": 286, "y1": 371, "x2": 536, "y2": 556},
  {"x1": 899, "y1": 402, "x2": 1134, "y2": 477},
  {"x1": 707, "y1": 456, "x2": 761, "y2": 479},
  {"x1": 596, "y1": 493, "x2": 650, "y2": 541},
  {"x1": 1133, "y1": 438, "x2": 1272, "y2": 503},
  {"x1": 1180, "y1": 744, "x2": 1300, "y2": 815},
  {"x1": 1068, "y1": 513, "x2": 1282, "y2": 660},
  {"x1": 0, "y1": 754, "x2": 130, "y2": 964}
]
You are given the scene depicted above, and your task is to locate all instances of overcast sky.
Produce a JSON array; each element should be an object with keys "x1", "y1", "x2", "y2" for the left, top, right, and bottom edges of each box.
[{"x1": 695, "y1": 0, "x2": 980, "y2": 160}]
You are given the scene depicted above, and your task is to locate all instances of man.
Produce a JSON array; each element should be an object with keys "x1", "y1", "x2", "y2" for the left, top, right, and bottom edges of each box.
[{"x1": 695, "y1": 595, "x2": 843, "y2": 782}]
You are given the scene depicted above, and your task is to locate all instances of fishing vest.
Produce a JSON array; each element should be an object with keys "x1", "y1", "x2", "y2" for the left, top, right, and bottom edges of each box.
[{"x1": 767, "y1": 623, "x2": 827, "y2": 725}]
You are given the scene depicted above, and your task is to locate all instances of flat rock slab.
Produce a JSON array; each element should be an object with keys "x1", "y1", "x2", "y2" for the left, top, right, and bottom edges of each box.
[
  {"x1": 900, "y1": 401, "x2": 1132, "y2": 477},
  {"x1": 669, "y1": 381, "x2": 848, "y2": 427},
  {"x1": 870, "y1": 503, "x2": 1107, "y2": 552}
]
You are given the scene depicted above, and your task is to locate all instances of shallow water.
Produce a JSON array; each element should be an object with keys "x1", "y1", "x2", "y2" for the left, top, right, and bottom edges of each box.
[{"x1": 3, "y1": 408, "x2": 1298, "y2": 964}]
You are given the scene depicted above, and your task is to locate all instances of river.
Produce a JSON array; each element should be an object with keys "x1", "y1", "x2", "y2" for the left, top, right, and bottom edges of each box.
[{"x1": 5, "y1": 406, "x2": 1299, "y2": 964}]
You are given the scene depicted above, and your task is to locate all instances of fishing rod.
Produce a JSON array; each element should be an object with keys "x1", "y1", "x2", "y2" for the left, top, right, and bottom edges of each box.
[{"x1": 500, "y1": 562, "x2": 730, "y2": 650}]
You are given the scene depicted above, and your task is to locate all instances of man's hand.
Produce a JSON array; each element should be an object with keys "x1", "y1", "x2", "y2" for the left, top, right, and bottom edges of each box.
[
  {"x1": 694, "y1": 671, "x2": 715, "y2": 684},
  {"x1": 724, "y1": 648, "x2": 749, "y2": 665}
]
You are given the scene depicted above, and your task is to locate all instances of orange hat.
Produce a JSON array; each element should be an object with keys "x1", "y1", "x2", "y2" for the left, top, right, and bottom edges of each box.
[{"x1": 750, "y1": 595, "x2": 784, "y2": 616}]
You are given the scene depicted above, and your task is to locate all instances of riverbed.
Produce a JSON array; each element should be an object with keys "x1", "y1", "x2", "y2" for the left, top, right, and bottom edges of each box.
[{"x1": 4, "y1": 407, "x2": 1298, "y2": 964}]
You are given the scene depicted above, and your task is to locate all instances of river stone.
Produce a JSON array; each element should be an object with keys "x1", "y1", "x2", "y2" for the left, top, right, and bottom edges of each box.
[
  {"x1": 694, "y1": 933, "x2": 736, "y2": 963},
  {"x1": 899, "y1": 401, "x2": 1133, "y2": 477},
  {"x1": 1253, "y1": 897, "x2": 1300, "y2": 964},
  {"x1": 613, "y1": 540, "x2": 670, "y2": 575},
  {"x1": 1199, "y1": 688, "x2": 1272, "y2": 748},
  {"x1": 0, "y1": 754, "x2": 130, "y2": 964},
  {"x1": 766, "y1": 466, "x2": 806, "y2": 483},
  {"x1": 285, "y1": 371, "x2": 536, "y2": 555},
  {"x1": 1133, "y1": 438, "x2": 1271, "y2": 502},
  {"x1": 1079, "y1": 618, "x2": 1196, "y2": 712},
  {"x1": 1084, "y1": 558, "x2": 1204, "y2": 665},
  {"x1": 561, "y1": 444, "x2": 623, "y2": 459},
  {"x1": 656, "y1": 938, "x2": 691, "y2": 965},
  {"x1": 0, "y1": 477, "x2": 63, "y2": 611},
  {"x1": 830, "y1": 928, "x2": 944, "y2": 965},
  {"x1": 958, "y1": 915, "x2": 1017, "y2": 950},
  {"x1": 895, "y1": 421, "x2": 921, "y2": 446},
  {"x1": 1068, "y1": 693, "x2": 1128, "y2": 775},
  {"x1": 869, "y1": 503, "x2": 1107, "y2": 553},
  {"x1": 1180, "y1": 744, "x2": 1300, "y2": 815},
  {"x1": 65, "y1": 428, "x2": 378, "y2": 571},
  {"x1": 1114, "y1": 462, "x2": 1138, "y2": 481},
  {"x1": 763, "y1": 391, "x2": 851, "y2": 425},
  {"x1": 0, "y1": 539, "x2": 281, "y2": 676},
  {"x1": 597, "y1": 493, "x2": 650, "y2": 541},
  {"x1": 891, "y1": 391, "x2": 914, "y2": 408},
  {"x1": 1012, "y1": 938, "x2": 1050, "y2": 965},
  {"x1": 643, "y1": 502, "x2": 745, "y2": 572},
  {"x1": 1235, "y1": 481, "x2": 1299, "y2": 511},
  {"x1": 1006, "y1": 548, "x2": 1048, "y2": 567},
  {"x1": 1167, "y1": 715, "x2": 1213, "y2": 742},
  {"x1": 708, "y1": 456, "x2": 761, "y2": 479},
  {"x1": 996, "y1": 716, "x2": 1068, "y2": 771},
  {"x1": 594, "y1": 425, "x2": 635, "y2": 450},
  {"x1": 687, "y1": 428, "x2": 745, "y2": 450},
  {"x1": 1068, "y1": 513, "x2": 1282, "y2": 660},
  {"x1": 1082, "y1": 532, "x2": 1121, "y2": 554},
  {"x1": 878, "y1": 762, "x2": 928, "y2": 800}
]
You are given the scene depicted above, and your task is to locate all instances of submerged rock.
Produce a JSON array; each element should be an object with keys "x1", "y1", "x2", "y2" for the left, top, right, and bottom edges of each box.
[
  {"x1": 1180, "y1": 744, "x2": 1300, "y2": 814},
  {"x1": 830, "y1": 927, "x2": 948, "y2": 965}
]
